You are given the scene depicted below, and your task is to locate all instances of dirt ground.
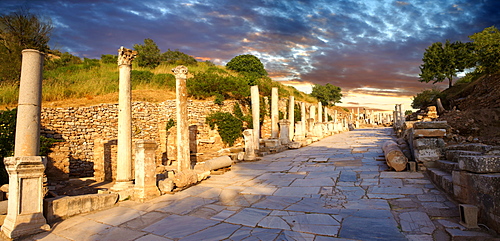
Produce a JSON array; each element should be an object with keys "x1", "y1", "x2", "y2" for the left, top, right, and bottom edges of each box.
[{"x1": 437, "y1": 73, "x2": 500, "y2": 146}]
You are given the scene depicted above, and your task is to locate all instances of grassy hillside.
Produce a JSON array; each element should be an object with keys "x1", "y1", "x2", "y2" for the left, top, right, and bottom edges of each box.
[{"x1": 0, "y1": 60, "x2": 317, "y2": 109}]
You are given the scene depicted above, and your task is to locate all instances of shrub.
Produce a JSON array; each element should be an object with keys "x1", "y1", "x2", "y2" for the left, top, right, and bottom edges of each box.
[
  {"x1": 206, "y1": 112, "x2": 243, "y2": 146},
  {"x1": 131, "y1": 70, "x2": 154, "y2": 88},
  {"x1": 411, "y1": 88, "x2": 443, "y2": 109}
]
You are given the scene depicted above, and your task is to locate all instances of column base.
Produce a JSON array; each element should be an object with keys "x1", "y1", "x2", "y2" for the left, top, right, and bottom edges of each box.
[
  {"x1": 110, "y1": 181, "x2": 135, "y2": 201},
  {"x1": 1, "y1": 213, "x2": 50, "y2": 239},
  {"x1": 133, "y1": 186, "x2": 160, "y2": 203}
]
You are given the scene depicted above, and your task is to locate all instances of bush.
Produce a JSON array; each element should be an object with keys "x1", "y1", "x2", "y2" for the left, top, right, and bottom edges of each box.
[
  {"x1": 101, "y1": 54, "x2": 117, "y2": 64},
  {"x1": 187, "y1": 70, "x2": 250, "y2": 100},
  {"x1": 411, "y1": 88, "x2": 443, "y2": 109},
  {"x1": 131, "y1": 70, "x2": 154, "y2": 88},
  {"x1": 206, "y1": 112, "x2": 243, "y2": 146}
]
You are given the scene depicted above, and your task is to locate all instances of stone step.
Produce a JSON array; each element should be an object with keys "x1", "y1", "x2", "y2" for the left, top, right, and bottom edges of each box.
[
  {"x1": 457, "y1": 155, "x2": 500, "y2": 173},
  {"x1": 436, "y1": 160, "x2": 457, "y2": 173},
  {"x1": 446, "y1": 143, "x2": 492, "y2": 153},
  {"x1": 445, "y1": 150, "x2": 483, "y2": 162},
  {"x1": 427, "y1": 168, "x2": 453, "y2": 195}
]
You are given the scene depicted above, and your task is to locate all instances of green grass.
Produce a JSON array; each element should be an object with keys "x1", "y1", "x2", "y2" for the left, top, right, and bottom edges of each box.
[{"x1": 0, "y1": 60, "x2": 319, "y2": 107}]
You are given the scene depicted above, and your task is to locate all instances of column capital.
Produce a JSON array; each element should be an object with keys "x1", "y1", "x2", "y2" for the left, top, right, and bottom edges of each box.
[
  {"x1": 172, "y1": 65, "x2": 188, "y2": 79},
  {"x1": 117, "y1": 46, "x2": 137, "y2": 66}
]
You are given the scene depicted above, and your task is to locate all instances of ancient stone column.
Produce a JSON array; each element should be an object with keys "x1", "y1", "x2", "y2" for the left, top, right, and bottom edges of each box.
[
  {"x1": 2, "y1": 49, "x2": 50, "y2": 239},
  {"x1": 317, "y1": 102, "x2": 323, "y2": 123},
  {"x1": 173, "y1": 65, "x2": 190, "y2": 171},
  {"x1": 112, "y1": 47, "x2": 137, "y2": 193},
  {"x1": 271, "y1": 87, "x2": 279, "y2": 139},
  {"x1": 334, "y1": 110, "x2": 338, "y2": 124},
  {"x1": 310, "y1": 105, "x2": 316, "y2": 122},
  {"x1": 288, "y1": 96, "x2": 295, "y2": 140},
  {"x1": 243, "y1": 129, "x2": 256, "y2": 161},
  {"x1": 14, "y1": 49, "x2": 44, "y2": 156},
  {"x1": 134, "y1": 140, "x2": 160, "y2": 202},
  {"x1": 279, "y1": 119, "x2": 290, "y2": 144},
  {"x1": 324, "y1": 107, "x2": 328, "y2": 122},
  {"x1": 251, "y1": 85, "x2": 260, "y2": 150},
  {"x1": 301, "y1": 102, "x2": 306, "y2": 139}
]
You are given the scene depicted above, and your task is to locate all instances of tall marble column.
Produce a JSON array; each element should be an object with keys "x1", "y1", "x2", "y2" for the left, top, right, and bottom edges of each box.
[
  {"x1": 288, "y1": 96, "x2": 295, "y2": 141},
  {"x1": 2, "y1": 49, "x2": 50, "y2": 239},
  {"x1": 113, "y1": 47, "x2": 137, "y2": 192},
  {"x1": 279, "y1": 120, "x2": 290, "y2": 144},
  {"x1": 324, "y1": 106, "x2": 328, "y2": 122},
  {"x1": 301, "y1": 102, "x2": 306, "y2": 138},
  {"x1": 251, "y1": 85, "x2": 260, "y2": 150},
  {"x1": 173, "y1": 65, "x2": 190, "y2": 171},
  {"x1": 310, "y1": 105, "x2": 316, "y2": 122},
  {"x1": 271, "y1": 87, "x2": 279, "y2": 139},
  {"x1": 318, "y1": 102, "x2": 323, "y2": 122}
]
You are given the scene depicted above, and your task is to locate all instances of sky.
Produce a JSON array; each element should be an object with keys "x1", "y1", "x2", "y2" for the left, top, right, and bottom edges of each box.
[{"x1": 1, "y1": 0, "x2": 499, "y2": 111}]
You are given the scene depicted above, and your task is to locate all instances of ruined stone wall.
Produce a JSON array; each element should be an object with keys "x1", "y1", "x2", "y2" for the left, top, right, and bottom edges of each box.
[
  {"x1": 41, "y1": 98, "x2": 316, "y2": 180},
  {"x1": 41, "y1": 100, "x2": 238, "y2": 179}
]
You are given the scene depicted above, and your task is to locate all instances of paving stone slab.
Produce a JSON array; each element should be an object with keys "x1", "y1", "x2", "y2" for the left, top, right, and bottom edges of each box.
[
  {"x1": 143, "y1": 215, "x2": 219, "y2": 238},
  {"x1": 399, "y1": 211, "x2": 435, "y2": 234},
  {"x1": 339, "y1": 216, "x2": 406, "y2": 240},
  {"x1": 224, "y1": 208, "x2": 271, "y2": 227},
  {"x1": 273, "y1": 186, "x2": 320, "y2": 196},
  {"x1": 180, "y1": 222, "x2": 241, "y2": 240}
]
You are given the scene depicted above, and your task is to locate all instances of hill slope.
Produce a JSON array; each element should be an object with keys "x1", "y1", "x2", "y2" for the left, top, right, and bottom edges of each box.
[{"x1": 438, "y1": 72, "x2": 500, "y2": 145}]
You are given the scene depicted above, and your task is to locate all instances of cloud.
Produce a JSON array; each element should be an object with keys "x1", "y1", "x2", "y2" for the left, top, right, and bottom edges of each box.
[{"x1": 1, "y1": 0, "x2": 498, "y2": 108}]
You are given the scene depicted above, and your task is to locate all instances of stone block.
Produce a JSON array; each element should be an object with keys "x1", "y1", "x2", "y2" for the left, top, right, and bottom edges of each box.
[
  {"x1": 43, "y1": 193, "x2": 119, "y2": 223},
  {"x1": 413, "y1": 138, "x2": 445, "y2": 149},
  {"x1": 158, "y1": 178, "x2": 174, "y2": 194},
  {"x1": 446, "y1": 143, "x2": 492, "y2": 153},
  {"x1": 459, "y1": 204, "x2": 479, "y2": 229},
  {"x1": 413, "y1": 128, "x2": 447, "y2": 138},
  {"x1": 446, "y1": 150, "x2": 482, "y2": 162},
  {"x1": 458, "y1": 155, "x2": 500, "y2": 173},
  {"x1": 288, "y1": 142, "x2": 302, "y2": 149},
  {"x1": 264, "y1": 139, "x2": 280, "y2": 148},
  {"x1": 413, "y1": 121, "x2": 448, "y2": 129}
]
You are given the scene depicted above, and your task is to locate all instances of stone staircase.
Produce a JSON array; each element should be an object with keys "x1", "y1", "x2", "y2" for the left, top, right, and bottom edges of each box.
[{"x1": 427, "y1": 143, "x2": 500, "y2": 233}]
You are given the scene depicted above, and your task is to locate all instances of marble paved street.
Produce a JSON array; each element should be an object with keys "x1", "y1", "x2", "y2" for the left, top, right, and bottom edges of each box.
[{"x1": 27, "y1": 128, "x2": 496, "y2": 240}]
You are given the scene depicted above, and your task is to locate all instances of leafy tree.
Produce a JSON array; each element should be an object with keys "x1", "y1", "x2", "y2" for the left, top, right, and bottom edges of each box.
[
  {"x1": 469, "y1": 26, "x2": 500, "y2": 74},
  {"x1": 0, "y1": 10, "x2": 53, "y2": 82},
  {"x1": 310, "y1": 83, "x2": 342, "y2": 106},
  {"x1": 411, "y1": 88, "x2": 442, "y2": 109},
  {"x1": 133, "y1": 38, "x2": 161, "y2": 68},
  {"x1": 226, "y1": 54, "x2": 268, "y2": 82},
  {"x1": 419, "y1": 40, "x2": 474, "y2": 88},
  {"x1": 161, "y1": 49, "x2": 197, "y2": 66}
]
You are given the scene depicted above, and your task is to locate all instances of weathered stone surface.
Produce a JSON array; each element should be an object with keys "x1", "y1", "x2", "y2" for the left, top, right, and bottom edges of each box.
[
  {"x1": 43, "y1": 193, "x2": 119, "y2": 223},
  {"x1": 446, "y1": 150, "x2": 483, "y2": 162},
  {"x1": 413, "y1": 128, "x2": 447, "y2": 138},
  {"x1": 413, "y1": 138, "x2": 445, "y2": 163},
  {"x1": 158, "y1": 178, "x2": 174, "y2": 194},
  {"x1": 204, "y1": 156, "x2": 232, "y2": 171},
  {"x1": 413, "y1": 121, "x2": 449, "y2": 129},
  {"x1": 172, "y1": 170, "x2": 198, "y2": 188},
  {"x1": 458, "y1": 155, "x2": 500, "y2": 173},
  {"x1": 446, "y1": 143, "x2": 492, "y2": 153}
]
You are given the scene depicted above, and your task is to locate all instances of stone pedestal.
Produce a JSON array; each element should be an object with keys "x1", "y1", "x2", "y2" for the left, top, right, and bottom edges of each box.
[
  {"x1": 173, "y1": 65, "x2": 190, "y2": 171},
  {"x1": 271, "y1": 87, "x2": 279, "y2": 139},
  {"x1": 243, "y1": 129, "x2": 256, "y2": 161},
  {"x1": 113, "y1": 47, "x2": 137, "y2": 193},
  {"x1": 279, "y1": 120, "x2": 291, "y2": 145},
  {"x1": 251, "y1": 85, "x2": 260, "y2": 150},
  {"x1": 134, "y1": 140, "x2": 160, "y2": 202},
  {"x1": 294, "y1": 121, "x2": 305, "y2": 141},
  {"x1": 2, "y1": 157, "x2": 50, "y2": 239}
]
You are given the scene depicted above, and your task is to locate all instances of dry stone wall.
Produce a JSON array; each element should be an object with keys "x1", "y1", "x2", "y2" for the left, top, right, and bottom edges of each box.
[
  {"x1": 42, "y1": 100, "x2": 237, "y2": 179},
  {"x1": 41, "y1": 98, "x2": 314, "y2": 181}
]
